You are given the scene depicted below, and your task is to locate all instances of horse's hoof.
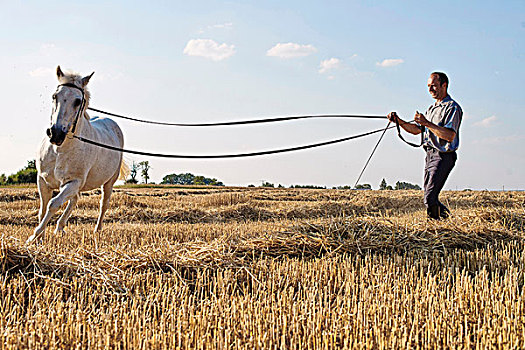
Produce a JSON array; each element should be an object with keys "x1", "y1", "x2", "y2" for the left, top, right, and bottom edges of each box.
[
  {"x1": 54, "y1": 227, "x2": 65, "y2": 235},
  {"x1": 26, "y1": 233, "x2": 43, "y2": 244}
]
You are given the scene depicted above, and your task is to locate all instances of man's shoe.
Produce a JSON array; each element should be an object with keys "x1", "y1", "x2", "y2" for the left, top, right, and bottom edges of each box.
[
  {"x1": 438, "y1": 202, "x2": 450, "y2": 219},
  {"x1": 427, "y1": 205, "x2": 441, "y2": 220}
]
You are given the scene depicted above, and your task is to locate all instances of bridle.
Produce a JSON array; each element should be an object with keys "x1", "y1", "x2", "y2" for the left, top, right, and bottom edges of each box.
[{"x1": 55, "y1": 83, "x2": 87, "y2": 137}]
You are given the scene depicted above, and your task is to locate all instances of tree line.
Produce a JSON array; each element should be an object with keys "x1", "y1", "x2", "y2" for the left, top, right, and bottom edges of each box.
[
  {"x1": 354, "y1": 178, "x2": 421, "y2": 190},
  {"x1": 0, "y1": 160, "x2": 421, "y2": 190},
  {"x1": 255, "y1": 179, "x2": 420, "y2": 190},
  {"x1": 161, "y1": 173, "x2": 224, "y2": 186},
  {"x1": 0, "y1": 160, "x2": 37, "y2": 185},
  {"x1": 123, "y1": 161, "x2": 224, "y2": 186}
]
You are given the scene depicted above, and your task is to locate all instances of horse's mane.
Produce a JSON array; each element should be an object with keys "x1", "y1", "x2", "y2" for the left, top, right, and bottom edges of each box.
[{"x1": 58, "y1": 71, "x2": 91, "y2": 107}]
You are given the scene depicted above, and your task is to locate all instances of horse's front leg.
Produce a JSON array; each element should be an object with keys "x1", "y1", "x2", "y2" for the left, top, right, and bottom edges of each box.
[
  {"x1": 37, "y1": 176, "x2": 53, "y2": 222},
  {"x1": 27, "y1": 179, "x2": 82, "y2": 244}
]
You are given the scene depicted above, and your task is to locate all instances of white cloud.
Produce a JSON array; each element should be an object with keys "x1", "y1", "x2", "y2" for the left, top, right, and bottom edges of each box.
[
  {"x1": 29, "y1": 67, "x2": 54, "y2": 77},
  {"x1": 210, "y1": 22, "x2": 233, "y2": 29},
  {"x1": 376, "y1": 58, "x2": 404, "y2": 67},
  {"x1": 474, "y1": 115, "x2": 497, "y2": 127},
  {"x1": 40, "y1": 43, "x2": 56, "y2": 50},
  {"x1": 183, "y1": 39, "x2": 235, "y2": 61},
  {"x1": 266, "y1": 43, "x2": 317, "y2": 58},
  {"x1": 319, "y1": 58, "x2": 341, "y2": 74}
]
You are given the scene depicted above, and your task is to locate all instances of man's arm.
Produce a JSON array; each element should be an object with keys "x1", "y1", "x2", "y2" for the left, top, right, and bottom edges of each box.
[
  {"x1": 414, "y1": 112, "x2": 456, "y2": 142},
  {"x1": 387, "y1": 112, "x2": 422, "y2": 135}
]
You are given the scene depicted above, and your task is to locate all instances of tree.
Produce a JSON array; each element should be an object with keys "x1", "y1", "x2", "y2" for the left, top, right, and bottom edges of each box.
[
  {"x1": 139, "y1": 161, "x2": 151, "y2": 184},
  {"x1": 290, "y1": 184, "x2": 326, "y2": 189},
  {"x1": 193, "y1": 176, "x2": 208, "y2": 185},
  {"x1": 210, "y1": 178, "x2": 224, "y2": 186},
  {"x1": 354, "y1": 184, "x2": 372, "y2": 190},
  {"x1": 162, "y1": 173, "x2": 195, "y2": 185},
  {"x1": 395, "y1": 181, "x2": 422, "y2": 190},
  {"x1": 27, "y1": 160, "x2": 36, "y2": 170},
  {"x1": 126, "y1": 161, "x2": 139, "y2": 184},
  {"x1": 2, "y1": 160, "x2": 38, "y2": 185},
  {"x1": 261, "y1": 181, "x2": 274, "y2": 188},
  {"x1": 11, "y1": 167, "x2": 37, "y2": 184},
  {"x1": 161, "y1": 172, "x2": 224, "y2": 186},
  {"x1": 379, "y1": 179, "x2": 393, "y2": 190}
]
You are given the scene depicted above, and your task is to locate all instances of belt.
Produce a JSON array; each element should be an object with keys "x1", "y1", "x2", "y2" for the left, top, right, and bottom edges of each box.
[{"x1": 424, "y1": 145, "x2": 456, "y2": 154}]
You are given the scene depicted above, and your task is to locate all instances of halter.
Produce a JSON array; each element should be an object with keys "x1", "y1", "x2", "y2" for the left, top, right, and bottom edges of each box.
[{"x1": 56, "y1": 83, "x2": 87, "y2": 136}]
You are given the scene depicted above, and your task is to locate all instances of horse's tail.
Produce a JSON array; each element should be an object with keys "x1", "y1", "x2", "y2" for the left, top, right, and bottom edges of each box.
[{"x1": 118, "y1": 159, "x2": 131, "y2": 181}]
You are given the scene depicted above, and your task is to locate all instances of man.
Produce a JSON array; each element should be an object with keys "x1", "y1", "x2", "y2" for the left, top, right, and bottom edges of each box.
[{"x1": 388, "y1": 72, "x2": 462, "y2": 219}]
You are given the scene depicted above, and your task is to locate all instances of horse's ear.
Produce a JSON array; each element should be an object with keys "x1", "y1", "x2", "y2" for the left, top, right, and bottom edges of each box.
[
  {"x1": 81, "y1": 72, "x2": 95, "y2": 87},
  {"x1": 56, "y1": 65, "x2": 64, "y2": 80}
]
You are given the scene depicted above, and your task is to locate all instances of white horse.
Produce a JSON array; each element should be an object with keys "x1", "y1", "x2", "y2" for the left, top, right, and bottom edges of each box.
[{"x1": 27, "y1": 66, "x2": 127, "y2": 243}]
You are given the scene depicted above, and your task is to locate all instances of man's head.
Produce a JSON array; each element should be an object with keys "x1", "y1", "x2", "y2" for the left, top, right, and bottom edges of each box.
[{"x1": 428, "y1": 72, "x2": 449, "y2": 101}]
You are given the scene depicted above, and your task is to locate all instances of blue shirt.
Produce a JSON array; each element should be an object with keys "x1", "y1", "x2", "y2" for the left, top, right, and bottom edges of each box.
[{"x1": 423, "y1": 95, "x2": 462, "y2": 152}]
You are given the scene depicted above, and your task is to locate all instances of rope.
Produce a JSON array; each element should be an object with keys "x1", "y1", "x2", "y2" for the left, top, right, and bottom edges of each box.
[
  {"x1": 87, "y1": 107, "x2": 387, "y2": 126},
  {"x1": 88, "y1": 106, "x2": 423, "y2": 148},
  {"x1": 353, "y1": 121, "x2": 391, "y2": 188},
  {"x1": 395, "y1": 118, "x2": 424, "y2": 148},
  {"x1": 73, "y1": 125, "x2": 397, "y2": 159}
]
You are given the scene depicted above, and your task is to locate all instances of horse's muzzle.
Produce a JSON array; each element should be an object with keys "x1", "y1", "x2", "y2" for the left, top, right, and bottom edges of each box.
[{"x1": 47, "y1": 126, "x2": 67, "y2": 146}]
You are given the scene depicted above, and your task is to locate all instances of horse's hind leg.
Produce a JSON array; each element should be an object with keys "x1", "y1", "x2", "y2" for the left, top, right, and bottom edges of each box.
[
  {"x1": 27, "y1": 179, "x2": 81, "y2": 244},
  {"x1": 94, "y1": 178, "x2": 117, "y2": 232},
  {"x1": 55, "y1": 194, "x2": 79, "y2": 234}
]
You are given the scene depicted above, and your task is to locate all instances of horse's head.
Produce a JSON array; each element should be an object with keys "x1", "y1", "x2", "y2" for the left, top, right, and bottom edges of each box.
[{"x1": 47, "y1": 66, "x2": 94, "y2": 146}]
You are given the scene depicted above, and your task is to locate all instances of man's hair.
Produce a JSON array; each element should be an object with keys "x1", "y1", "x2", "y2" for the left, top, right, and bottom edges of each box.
[{"x1": 431, "y1": 72, "x2": 449, "y2": 87}]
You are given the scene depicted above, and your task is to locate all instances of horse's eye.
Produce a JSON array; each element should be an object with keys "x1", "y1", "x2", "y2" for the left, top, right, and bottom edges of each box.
[{"x1": 73, "y1": 98, "x2": 81, "y2": 107}]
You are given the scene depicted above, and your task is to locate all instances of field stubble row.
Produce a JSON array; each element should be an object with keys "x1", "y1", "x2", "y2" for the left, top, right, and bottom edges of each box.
[{"x1": 1, "y1": 187, "x2": 524, "y2": 349}]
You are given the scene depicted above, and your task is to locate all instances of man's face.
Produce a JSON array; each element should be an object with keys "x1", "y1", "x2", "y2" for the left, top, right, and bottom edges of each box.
[{"x1": 427, "y1": 75, "x2": 447, "y2": 100}]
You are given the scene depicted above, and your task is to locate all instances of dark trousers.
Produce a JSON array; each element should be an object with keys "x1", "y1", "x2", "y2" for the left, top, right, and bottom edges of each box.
[{"x1": 424, "y1": 147, "x2": 456, "y2": 218}]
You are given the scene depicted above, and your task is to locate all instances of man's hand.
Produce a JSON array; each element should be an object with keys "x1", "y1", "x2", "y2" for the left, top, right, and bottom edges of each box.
[
  {"x1": 387, "y1": 111, "x2": 422, "y2": 135},
  {"x1": 416, "y1": 111, "x2": 457, "y2": 142},
  {"x1": 414, "y1": 111, "x2": 430, "y2": 127},
  {"x1": 387, "y1": 112, "x2": 399, "y2": 123}
]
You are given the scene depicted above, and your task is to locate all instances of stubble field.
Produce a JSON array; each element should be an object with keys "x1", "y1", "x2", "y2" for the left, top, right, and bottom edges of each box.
[{"x1": 1, "y1": 186, "x2": 524, "y2": 349}]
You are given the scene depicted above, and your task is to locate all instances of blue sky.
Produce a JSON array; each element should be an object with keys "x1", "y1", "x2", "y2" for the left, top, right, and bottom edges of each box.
[{"x1": 1, "y1": 0, "x2": 523, "y2": 189}]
